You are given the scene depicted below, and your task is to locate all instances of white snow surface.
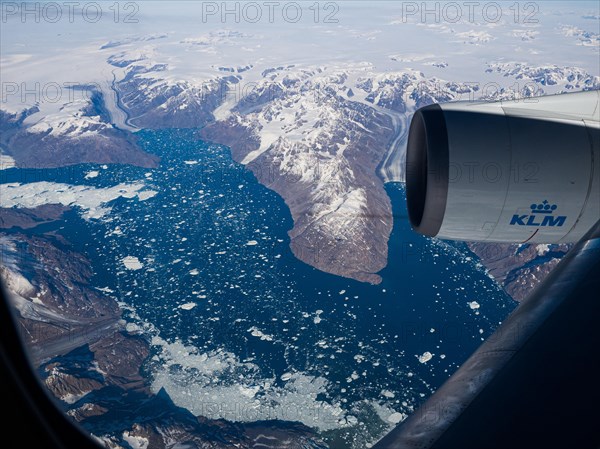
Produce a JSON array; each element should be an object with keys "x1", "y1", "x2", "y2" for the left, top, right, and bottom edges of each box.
[
  {"x1": 0, "y1": 154, "x2": 16, "y2": 170},
  {"x1": 26, "y1": 99, "x2": 108, "y2": 137},
  {"x1": 122, "y1": 432, "x2": 149, "y2": 449}
]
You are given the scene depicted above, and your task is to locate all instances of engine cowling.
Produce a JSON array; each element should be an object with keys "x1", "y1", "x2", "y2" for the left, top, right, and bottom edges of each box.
[{"x1": 406, "y1": 90, "x2": 600, "y2": 243}]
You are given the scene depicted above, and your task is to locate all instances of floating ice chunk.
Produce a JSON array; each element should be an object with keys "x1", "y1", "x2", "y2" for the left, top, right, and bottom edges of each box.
[
  {"x1": 314, "y1": 309, "x2": 324, "y2": 324},
  {"x1": 345, "y1": 415, "x2": 359, "y2": 425},
  {"x1": 468, "y1": 301, "x2": 480, "y2": 310},
  {"x1": 238, "y1": 385, "x2": 259, "y2": 398},
  {"x1": 84, "y1": 170, "x2": 99, "y2": 179},
  {"x1": 387, "y1": 412, "x2": 405, "y2": 424},
  {"x1": 381, "y1": 390, "x2": 395, "y2": 398},
  {"x1": 246, "y1": 240, "x2": 258, "y2": 246},
  {"x1": 137, "y1": 190, "x2": 157, "y2": 201},
  {"x1": 281, "y1": 372, "x2": 293, "y2": 381},
  {"x1": 122, "y1": 256, "x2": 143, "y2": 270},
  {"x1": 248, "y1": 326, "x2": 273, "y2": 341},
  {"x1": 179, "y1": 303, "x2": 196, "y2": 311},
  {"x1": 189, "y1": 269, "x2": 199, "y2": 276},
  {"x1": 184, "y1": 160, "x2": 199, "y2": 165},
  {"x1": 417, "y1": 351, "x2": 433, "y2": 363}
]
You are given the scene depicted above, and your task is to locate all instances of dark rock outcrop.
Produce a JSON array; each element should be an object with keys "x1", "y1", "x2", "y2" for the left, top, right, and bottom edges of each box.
[{"x1": 468, "y1": 242, "x2": 570, "y2": 301}]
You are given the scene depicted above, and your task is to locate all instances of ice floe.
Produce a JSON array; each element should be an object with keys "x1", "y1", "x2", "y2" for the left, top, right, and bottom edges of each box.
[
  {"x1": 0, "y1": 181, "x2": 156, "y2": 220},
  {"x1": 417, "y1": 351, "x2": 433, "y2": 363},
  {"x1": 122, "y1": 256, "x2": 143, "y2": 270}
]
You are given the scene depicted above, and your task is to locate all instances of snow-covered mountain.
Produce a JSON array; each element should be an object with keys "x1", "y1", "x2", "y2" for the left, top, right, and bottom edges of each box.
[
  {"x1": 198, "y1": 65, "x2": 479, "y2": 282},
  {"x1": 3, "y1": 45, "x2": 598, "y2": 283},
  {"x1": 1, "y1": 91, "x2": 158, "y2": 168},
  {"x1": 486, "y1": 62, "x2": 599, "y2": 90}
]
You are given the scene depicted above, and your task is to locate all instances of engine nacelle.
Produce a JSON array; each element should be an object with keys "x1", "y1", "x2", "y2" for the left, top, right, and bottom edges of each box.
[{"x1": 406, "y1": 90, "x2": 600, "y2": 243}]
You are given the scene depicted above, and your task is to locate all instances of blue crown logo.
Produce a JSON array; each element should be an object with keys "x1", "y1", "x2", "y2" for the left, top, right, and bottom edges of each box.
[{"x1": 530, "y1": 200, "x2": 557, "y2": 214}]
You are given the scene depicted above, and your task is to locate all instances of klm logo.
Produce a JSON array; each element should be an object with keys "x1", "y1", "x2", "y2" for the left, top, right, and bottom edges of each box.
[{"x1": 510, "y1": 200, "x2": 567, "y2": 227}]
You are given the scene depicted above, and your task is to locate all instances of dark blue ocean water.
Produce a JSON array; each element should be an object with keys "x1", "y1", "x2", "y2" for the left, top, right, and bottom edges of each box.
[{"x1": 1, "y1": 129, "x2": 516, "y2": 447}]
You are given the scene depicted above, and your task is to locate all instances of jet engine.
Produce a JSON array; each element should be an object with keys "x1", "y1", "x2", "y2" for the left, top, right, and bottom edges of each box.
[{"x1": 406, "y1": 90, "x2": 600, "y2": 243}]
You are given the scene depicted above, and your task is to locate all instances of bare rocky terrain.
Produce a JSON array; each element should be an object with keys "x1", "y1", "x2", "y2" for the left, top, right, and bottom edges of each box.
[
  {"x1": 0, "y1": 204, "x2": 68, "y2": 229},
  {"x1": 468, "y1": 242, "x2": 571, "y2": 302}
]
